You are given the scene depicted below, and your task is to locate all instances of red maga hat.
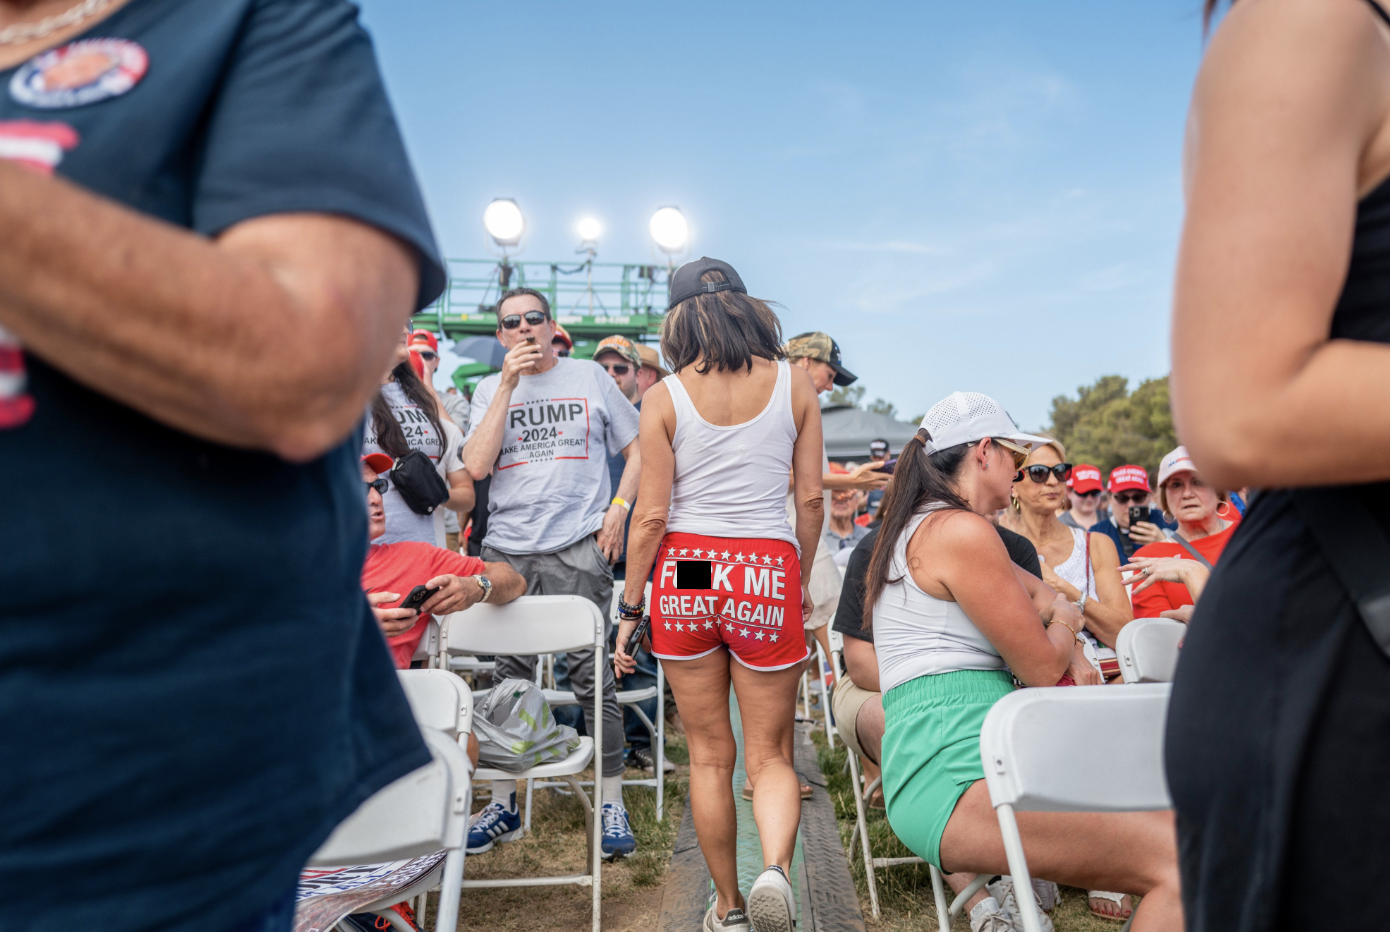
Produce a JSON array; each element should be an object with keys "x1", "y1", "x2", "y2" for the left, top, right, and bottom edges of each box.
[
  {"x1": 1069, "y1": 464, "x2": 1103, "y2": 494},
  {"x1": 1108, "y1": 464, "x2": 1151, "y2": 493},
  {"x1": 361, "y1": 453, "x2": 394, "y2": 475},
  {"x1": 409, "y1": 330, "x2": 438, "y2": 353}
]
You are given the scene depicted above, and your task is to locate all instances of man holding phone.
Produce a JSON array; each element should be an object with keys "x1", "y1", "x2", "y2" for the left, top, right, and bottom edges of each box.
[
  {"x1": 1091, "y1": 464, "x2": 1175, "y2": 562},
  {"x1": 462, "y1": 287, "x2": 641, "y2": 860},
  {"x1": 359, "y1": 453, "x2": 524, "y2": 668}
]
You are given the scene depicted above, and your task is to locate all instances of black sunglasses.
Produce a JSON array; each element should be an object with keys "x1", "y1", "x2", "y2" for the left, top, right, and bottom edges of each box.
[
  {"x1": 501, "y1": 310, "x2": 548, "y2": 329},
  {"x1": 416, "y1": 350, "x2": 437, "y2": 362},
  {"x1": 1112, "y1": 491, "x2": 1148, "y2": 505},
  {"x1": 1015, "y1": 463, "x2": 1073, "y2": 484},
  {"x1": 1075, "y1": 489, "x2": 1101, "y2": 498},
  {"x1": 365, "y1": 478, "x2": 388, "y2": 494},
  {"x1": 600, "y1": 362, "x2": 631, "y2": 375}
]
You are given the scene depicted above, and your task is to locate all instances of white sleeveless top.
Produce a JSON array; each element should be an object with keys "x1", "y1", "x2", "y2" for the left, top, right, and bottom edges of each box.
[
  {"x1": 873, "y1": 504, "x2": 1005, "y2": 693},
  {"x1": 664, "y1": 359, "x2": 799, "y2": 548},
  {"x1": 1048, "y1": 527, "x2": 1115, "y2": 664}
]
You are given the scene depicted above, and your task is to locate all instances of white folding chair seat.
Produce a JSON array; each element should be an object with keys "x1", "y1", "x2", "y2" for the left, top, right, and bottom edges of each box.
[
  {"x1": 437, "y1": 595, "x2": 605, "y2": 932},
  {"x1": 1116, "y1": 618, "x2": 1186, "y2": 684},
  {"x1": 304, "y1": 726, "x2": 471, "y2": 932},
  {"x1": 980, "y1": 684, "x2": 1172, "y2": 932}
]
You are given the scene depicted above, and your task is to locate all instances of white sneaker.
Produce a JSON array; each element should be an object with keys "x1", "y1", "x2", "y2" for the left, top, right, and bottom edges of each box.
[
  {"x1": 1032, "y1": 878, "x2": 1060, "y2": 912},
  {"x1": 748, "y1": 865, "x2": 796, "y2": 932},
  {"x1": 988, "y1": 876, "x2": 1054, "y2": 932},
  {"x1": 969, "y1": 895, "x2": 1019, "y2": 932}
]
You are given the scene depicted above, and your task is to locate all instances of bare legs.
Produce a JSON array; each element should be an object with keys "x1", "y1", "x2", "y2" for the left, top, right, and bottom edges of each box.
[
  {"x1": 662, "y1": 649, "x2": 802, "y2": 918},
  {"x1": 940, "y1": 781, "x2": 1183, "y2": 932}
]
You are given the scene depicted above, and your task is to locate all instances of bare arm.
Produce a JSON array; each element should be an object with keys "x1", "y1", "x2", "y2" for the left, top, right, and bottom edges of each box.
[
  {"x1": 789, "y1": 366, "x2": 826, "y2": 593},
  {"x1": 461, "y1": 340, "x2": 544, "y2": 480},
  {"x1": 1042, "y1": 534, "x2": 1133, "y2": 648},
  {"x1": 914, "y1": 511, "x2": 1076, "y2": 687},
  {"x1": 621, "y1": 386, "x2": 675, "y2": 612},
  {"x1": 420, "y1": 558, "x2": 526, "y2": 617},
  {"x1": 842, "y1": 635, "x2": 880, "y2": 693},
  {"x1": 0, "y1": 163, "x2": 418, "y2": 461},
  {"x1": 597, "y1": 437, "x2": 641, "y2": 563},
  {"x1": 1173, "y1": 0, "x2": 1390, "y2": 487},
  {"x1": 445, "y1": 469, "x2": 475, "y2": 514}
]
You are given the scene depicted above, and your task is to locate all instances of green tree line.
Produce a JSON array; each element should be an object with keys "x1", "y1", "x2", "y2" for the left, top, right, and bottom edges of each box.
[{"x1": 1045, "y1": 374, "x2": 1176, "y2": 478}]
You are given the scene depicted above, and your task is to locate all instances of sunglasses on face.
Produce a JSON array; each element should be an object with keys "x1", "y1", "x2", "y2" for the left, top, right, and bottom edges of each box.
[
  {"x1": 365, "y1": 477, "x2": 388, "y2": 494},
  {"x1": 601, "y1": 362, "x2": 631, "y2": 376},
  {"x1": 416, "y1": 351, "x2": 437, "y2": 362},
  {"x1": 1113, "y1": 491, "x2": 1148, "y2": 505},
  {"x1": 501, "y1": 310, "x2": 548, "y2": 329},
  {"x1": 1015, "y1": 463, "x2": 1073, "y2": 484},
  {"x1": 1075, "y1": 489, "x2": 1101, "y2": 498}
]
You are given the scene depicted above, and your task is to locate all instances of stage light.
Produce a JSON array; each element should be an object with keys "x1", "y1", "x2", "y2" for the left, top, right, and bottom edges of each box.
[
  {"x1": 483, "y1": 198, "x2": 524, "y2": 248},
  {"x1": 649, "y1": 207, "x2": 688, "y2": 254},
  {"x1": 577, "y1": 217, "x2": 602, "y2": 243}
]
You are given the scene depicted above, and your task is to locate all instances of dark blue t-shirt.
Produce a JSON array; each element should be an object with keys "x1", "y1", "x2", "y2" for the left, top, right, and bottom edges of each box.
[{"x1": 0, "y1": 2, "x2": 443, "y2": 930}]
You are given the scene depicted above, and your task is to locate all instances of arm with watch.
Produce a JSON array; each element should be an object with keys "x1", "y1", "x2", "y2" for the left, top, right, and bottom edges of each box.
[{"x1": 418, "y1": 560, "x2": 526, "y2": 617}]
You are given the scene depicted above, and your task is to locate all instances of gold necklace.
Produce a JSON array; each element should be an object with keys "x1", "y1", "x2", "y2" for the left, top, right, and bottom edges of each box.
[{"x1": 0, "y1": 0, "x2": 114, "y2": 47}]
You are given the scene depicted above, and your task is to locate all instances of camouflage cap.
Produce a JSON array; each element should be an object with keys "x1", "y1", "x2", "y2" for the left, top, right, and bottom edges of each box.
[
  {"x1": 784, "y1": 331, "x2": 858, "y2": 386},
  {"x1": 594, "y1": 334, "x2": 642, "y2": 369}
]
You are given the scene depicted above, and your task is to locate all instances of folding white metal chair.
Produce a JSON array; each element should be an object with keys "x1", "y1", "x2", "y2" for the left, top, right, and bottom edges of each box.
[
  {"x1": 980, "y1": 684, "x2": 1173, "y2": 932},
  {"x1": 411, "y1": 618, "x2": 441, "y2": 668},
  {"x1": 438, "y1": 595, "x2": 605, "y2": 932},
  {"x1": 306, "y1": 705, "x2": 472, "y2": 932},
  {"x1": 829, "y1": 633, "x2": 989, "y2": 925},
  {"x1": 1116, "y1": 618, "x2": 1186, "y2": 684}
]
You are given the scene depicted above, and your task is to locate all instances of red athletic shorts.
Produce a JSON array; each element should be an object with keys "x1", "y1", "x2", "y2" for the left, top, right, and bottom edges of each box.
[{"x1": 649, "y1": 531, "x2": 807, "y2": 671}]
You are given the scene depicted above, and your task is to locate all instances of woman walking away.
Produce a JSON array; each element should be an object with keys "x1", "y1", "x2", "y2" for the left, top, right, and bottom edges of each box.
[
  {"x1": 1126, "y1": 446, "x2": 1236, "y2": 623},
  {"x1": 868, "y1": 392, "x2": 1183, "y2": 932},
  {"x1": 615, "y1": 258, "x2": 824, "y2": 932},
  {"x1": 1169, "y1": 2, "x2": 1390, "y2": 929},
  {"x1": 1008, "y1": 440, "x2": 1133, "y2": 687}
]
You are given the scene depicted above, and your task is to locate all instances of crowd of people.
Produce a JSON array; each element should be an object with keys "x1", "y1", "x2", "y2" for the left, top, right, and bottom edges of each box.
[{"x1": 8, "y1": 1, "x2": 1390, "y2": 931}]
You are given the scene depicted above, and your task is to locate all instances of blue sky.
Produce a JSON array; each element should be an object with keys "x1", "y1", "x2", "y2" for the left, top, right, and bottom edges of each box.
[{"x1": 356, "y1": 1, "x2": 1206, "y2": 430}]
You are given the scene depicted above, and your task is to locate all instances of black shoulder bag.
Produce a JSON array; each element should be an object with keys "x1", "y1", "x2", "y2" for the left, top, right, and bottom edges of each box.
[
  {"x1": 1294, "y1": 487, "x2": 1390, "y2": 659},
  {"x1": 390, "y1": 449, "x2": 450, "y2": 516}
]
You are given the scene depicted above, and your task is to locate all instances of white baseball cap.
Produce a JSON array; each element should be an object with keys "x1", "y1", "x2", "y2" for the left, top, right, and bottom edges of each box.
[
  {"x1": 918, "y1": 391, "x2": 1052, "y2": 455},
  {"x1": 1157, "y1": 445, "x2": 1198, "y2": 487}
]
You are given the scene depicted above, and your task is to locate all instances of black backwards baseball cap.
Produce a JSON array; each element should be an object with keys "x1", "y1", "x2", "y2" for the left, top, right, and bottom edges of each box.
[{"x1": 667, "y1": 257, "x2": 747, "y2": 310}]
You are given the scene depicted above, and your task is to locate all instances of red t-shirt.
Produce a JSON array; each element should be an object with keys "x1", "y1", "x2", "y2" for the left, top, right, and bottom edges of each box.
[
  {"x1": 1130, "y1": 522, "x2": 1238, "y2": 618},
  {"x1": 361, "y1": 541, "x2": 485, "y2": 668}
]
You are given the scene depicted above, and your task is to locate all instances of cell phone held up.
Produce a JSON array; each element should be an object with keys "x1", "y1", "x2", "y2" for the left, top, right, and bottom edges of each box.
[
  {"x1": 399, "y1": 584, "x2": 440, "y2": 614},
  {"x1": 622, "y1": 614, "x2": 651, "y2": 669},
  {"x1": 1128, "y1": 506, "x2": 1148, "y2": 535}
]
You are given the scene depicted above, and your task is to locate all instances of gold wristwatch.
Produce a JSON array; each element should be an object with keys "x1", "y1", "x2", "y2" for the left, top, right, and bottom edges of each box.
[{"x1": 472, "y1": 574, "x2": 492, "y2": 602}]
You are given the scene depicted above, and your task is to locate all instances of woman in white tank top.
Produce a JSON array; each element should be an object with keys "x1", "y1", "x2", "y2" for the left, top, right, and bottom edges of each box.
[
  {"x1": 613, "y1": 258, "x2": 823, "y2": 932},
  {"x1": 864, "y1": 392, "x2": 1183, "y2": 931}
]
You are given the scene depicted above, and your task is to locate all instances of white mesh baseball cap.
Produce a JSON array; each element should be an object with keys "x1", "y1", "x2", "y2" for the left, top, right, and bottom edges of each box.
[{"x1": 918, "y1": 391, "x2": 1052, "y2": 455}]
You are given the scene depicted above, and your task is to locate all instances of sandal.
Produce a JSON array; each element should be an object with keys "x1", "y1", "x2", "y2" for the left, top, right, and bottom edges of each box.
[
  {"x1": 742, "y1": 773, "x2": 813, "y2": 801},
  {"x1": 1087, "y1": 890, "x2": 1133, "y2": 923}
]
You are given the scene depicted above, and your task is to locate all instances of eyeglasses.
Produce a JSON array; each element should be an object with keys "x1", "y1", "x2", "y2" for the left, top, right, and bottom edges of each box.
[
  {"x1": 365, "y1": 478, "x2": 388, "y2": 494},
  {"x1": 1113, "y1": 491, "x2": 1148, "y2": 505},
  {"x1": 1075, "y1": 489, "x2": 1101, "y2": 498},
  {"x1": 416, "y1": 351, "x2": 437, "y2": 362},
  {"x1": 1014, "y1": 463, "x2": 1073, "y2": 484},
  {"x1": 555, "y1": 348, "x2": 570, "y2": 357},
  {"x1": 600, "y1": 362, "x2": 631, "y2": 376},
  {"x1": 501, "y1": 310, "x2": 548, "y2": 329}
]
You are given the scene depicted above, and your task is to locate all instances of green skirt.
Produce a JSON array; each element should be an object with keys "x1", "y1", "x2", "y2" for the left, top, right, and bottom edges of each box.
[{"x1": 880, "y1": 669, "x2": 1015, "y2": 869}]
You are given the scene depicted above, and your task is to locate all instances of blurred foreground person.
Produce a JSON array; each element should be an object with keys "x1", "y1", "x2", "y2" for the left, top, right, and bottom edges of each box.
[
  {"x1": 1169, "y1": 1, "x2": 1390, "y2": 929},
  {"x1": 0, "y1": 2, "x2": 445, "y2": 930},
  {"x1": 616, "y1": 258, "x2": 824, "y2": 932}
]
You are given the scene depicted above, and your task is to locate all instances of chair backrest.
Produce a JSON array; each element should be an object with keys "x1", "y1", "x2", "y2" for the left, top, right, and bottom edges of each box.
[
  {"x1": 1116, "y1": 618, "x2": 1186, "y2": 684},
  {"x1": 411, "y1": 618, "x2": 441, "y2": 663},
  {"x1": 308, "y1": 728, "x2": 471, "y2": 865},
  {"x1": 442, "y1": 595, "x2": 602, "y2": 657},
  {"x1": 397, "y1": 669, "x2": 473, "y2": 739},
  {"x1": 979, "y1": 684, "x2": 1172, "y2": 812}
]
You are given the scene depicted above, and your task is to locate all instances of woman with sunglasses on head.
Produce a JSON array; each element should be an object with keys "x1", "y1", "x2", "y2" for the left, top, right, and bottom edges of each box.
[
  {"x1": 867, "y1": 392, "x2": 1182, "y2": 932},
  {"x1": 363, "y1": 323, "x2": 474, "y2": 546},
  {"x1": 614, "y1": 258, "x2": 823, "y2": 932}
]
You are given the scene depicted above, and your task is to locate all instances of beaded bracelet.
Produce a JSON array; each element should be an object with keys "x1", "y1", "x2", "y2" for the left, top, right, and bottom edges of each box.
[{"x1": 617, "y1": 594, "x2": 646, "y2": 619}]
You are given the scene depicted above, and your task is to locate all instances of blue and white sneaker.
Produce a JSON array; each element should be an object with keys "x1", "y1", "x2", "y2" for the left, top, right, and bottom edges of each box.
[
  {"x1": 600, "y1": 802, "x2": 637, "y2": 860},
  {"x1": 466, "y1": 800, "x2": 522, "y2": 854}
]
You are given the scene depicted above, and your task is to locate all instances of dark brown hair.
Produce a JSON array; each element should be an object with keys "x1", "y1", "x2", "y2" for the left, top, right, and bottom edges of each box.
[
  {"x1": 494, "y1": 287, "x2": 551, "y2": 322},
  {"x1": 660, "y1": 269, "x2": 785, "y2": 374},
  {"x1": 861, "y1": 430, "x2": 979, "y2": 631},
  {"x1": 371, "y1": 359, "x2": 446, "y2": 460}
]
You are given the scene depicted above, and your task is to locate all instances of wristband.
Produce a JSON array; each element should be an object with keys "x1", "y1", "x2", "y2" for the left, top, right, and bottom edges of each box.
[
  {"x1": 611, "y1": 496, "x2": 630, "y2": 512},
  {"x1": 618, "y1": 594, "x2": 645, "y2": 619}
]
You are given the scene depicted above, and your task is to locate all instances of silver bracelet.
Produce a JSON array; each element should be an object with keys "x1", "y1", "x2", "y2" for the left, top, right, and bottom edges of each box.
[{"x1": 1075, "y1": 593, "x2": 1088, "y2": 615}]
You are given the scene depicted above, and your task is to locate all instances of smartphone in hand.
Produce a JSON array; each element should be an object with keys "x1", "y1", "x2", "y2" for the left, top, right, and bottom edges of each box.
[
  {"x1": 1128, "y1": 506, "x2": 1147, "y2": 534},
  {"x1": 399, "y1": 584, "x2": 440, "y2": 614}
]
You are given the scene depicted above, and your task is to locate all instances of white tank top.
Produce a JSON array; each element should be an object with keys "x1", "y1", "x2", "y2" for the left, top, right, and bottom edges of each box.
[
  {"x1": 873, "y1": 504, "x2": 1005, "y2": 693},
  {"x1": 1049, "y1": 526, "x2": 1115, "y2": 664},
  {"x1": 664, "y1": 360, "x2": 799, "y2": 548}
]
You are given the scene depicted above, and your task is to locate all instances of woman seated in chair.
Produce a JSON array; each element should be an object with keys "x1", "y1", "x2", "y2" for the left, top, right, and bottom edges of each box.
[{"x1": 866, "y1": 391, "x2": 1183, "y2": 932}]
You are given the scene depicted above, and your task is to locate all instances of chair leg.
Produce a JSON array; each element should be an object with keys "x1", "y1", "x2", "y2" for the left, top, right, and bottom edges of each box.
[
  {"x1": 846, "y1": 751, "x2": 880, "y2": 919},
  {"x1": 949, "y1": 873, "x2": 991, "y2": 923},
  {"x1": 929, "y1": 865, "x2": 952, "y2": 932},
  {"x1": 995, "y1": 804, "x2": 1044, "y2": 932},
  {"x1": 524, "y1": 777, "x2": 534, "y2": 834},
  {"x1": 816, "y1": 643, "x2": 835, "y2": 749},
  {"x1": 432, "y1": 847, "x2": 465, "y2": 932}
]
